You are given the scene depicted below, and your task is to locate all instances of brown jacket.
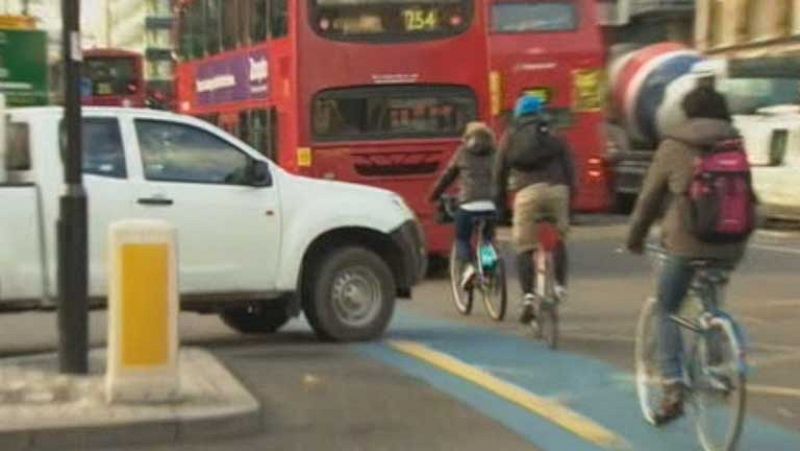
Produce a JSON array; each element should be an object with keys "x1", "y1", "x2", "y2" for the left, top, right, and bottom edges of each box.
[
  {"x1": 429, "y1": 124, "x2": 496, "y2": 205},
  {"x1": 493, "y1": 117, "x2": 576, "y2": 202},
  {"x1": 627, "y1": 119, "x2": 747, "y2": 261}
]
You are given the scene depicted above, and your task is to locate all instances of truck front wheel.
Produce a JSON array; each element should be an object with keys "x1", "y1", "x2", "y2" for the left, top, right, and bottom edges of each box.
[
  {"x1": 219, "y1": 300, "x2": 290, "y2": 334},
  {"x1": 303, "y1": 247, "x2": 396, "y2": 341}
]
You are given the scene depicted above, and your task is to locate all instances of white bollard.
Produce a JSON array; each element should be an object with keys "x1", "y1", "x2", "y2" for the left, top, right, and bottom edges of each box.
[{"x1": 106, "y1": 219, "x2": 179, "y2": 403}]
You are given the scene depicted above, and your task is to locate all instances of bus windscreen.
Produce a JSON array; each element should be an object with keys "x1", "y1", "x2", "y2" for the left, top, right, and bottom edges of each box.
[
  {"x1": 313, "y1": 86, "x2": 477, "y2": 141},
  {"x1": 83, "y1": 57, "x2": 139, "y2": 97},
  {"x1": 311, "y1": 0, "x2": 472, "y2": 41},
  {"x1": 492, "y1": 2, "x2": 577, "y2": 33}
]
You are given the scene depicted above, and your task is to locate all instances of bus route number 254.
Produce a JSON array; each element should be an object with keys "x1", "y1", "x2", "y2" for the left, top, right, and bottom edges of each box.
[{"x1": 402, "y1": 8, "x2": 439, "y2": 31}]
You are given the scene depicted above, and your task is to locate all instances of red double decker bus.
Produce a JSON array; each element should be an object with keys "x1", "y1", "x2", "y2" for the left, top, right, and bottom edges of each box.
[
  {"x1": 82, "y1": 49, "x2": 146, "y2": 108},
  {"x1": 488, "y1": 0, "x2": 609, "y2": 211},
  {"x1": 174, "y1": 0, "x2": 489, "y2": 257}
]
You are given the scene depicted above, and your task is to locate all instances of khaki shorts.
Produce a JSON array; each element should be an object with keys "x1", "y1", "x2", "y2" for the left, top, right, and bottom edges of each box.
[{"x1": 512, "y1": 184, "x2": 570, "y2": 252}]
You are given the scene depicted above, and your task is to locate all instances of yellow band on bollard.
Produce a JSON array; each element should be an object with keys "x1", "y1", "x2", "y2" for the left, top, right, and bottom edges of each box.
[{"x1": 120, "y1": 244, "x2": 169, "y2": 367}]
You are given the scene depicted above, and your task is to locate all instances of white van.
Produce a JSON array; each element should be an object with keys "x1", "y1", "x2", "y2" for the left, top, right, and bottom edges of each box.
[{"x1": 734, "y1": 106, "x2": 800, "y2": 221}]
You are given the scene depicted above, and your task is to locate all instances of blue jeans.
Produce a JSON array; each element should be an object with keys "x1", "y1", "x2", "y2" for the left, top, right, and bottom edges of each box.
[
  {"x1": 657, "y1": 256, "x2": 696, "y2": 381},
  {"x1": 454, "y1": 208, "x2": 495, "y2": 262}
]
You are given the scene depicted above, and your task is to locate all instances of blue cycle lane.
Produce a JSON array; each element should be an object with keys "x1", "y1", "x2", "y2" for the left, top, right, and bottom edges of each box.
[{"x1": 359, "y1": 310, "x2": 800, "y2": 451}]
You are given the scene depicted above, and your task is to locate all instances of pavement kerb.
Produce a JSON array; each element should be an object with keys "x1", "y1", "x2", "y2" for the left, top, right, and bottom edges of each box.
[{"x1": 0, "y1": 348, "x2": 262, "y2": 450}]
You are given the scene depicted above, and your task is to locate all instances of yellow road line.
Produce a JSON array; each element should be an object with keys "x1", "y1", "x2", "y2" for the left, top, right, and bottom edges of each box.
[
  {"x1": 749, "y1": 385, "x2": 800, "y2": 398},
  {"x1": 389, "y1": 340, "x2": 628, "y2": 450}
]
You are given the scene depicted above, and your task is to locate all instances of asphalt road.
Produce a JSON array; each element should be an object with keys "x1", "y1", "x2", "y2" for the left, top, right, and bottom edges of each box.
[{"x1": 2, "y1": 215, "x2": 799, "y2": 450}]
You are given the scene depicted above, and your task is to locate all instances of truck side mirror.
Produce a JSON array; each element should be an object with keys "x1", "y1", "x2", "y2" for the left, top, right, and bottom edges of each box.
[{"x1": 248, "y1": 160, "x2": 272, "y2": 187}]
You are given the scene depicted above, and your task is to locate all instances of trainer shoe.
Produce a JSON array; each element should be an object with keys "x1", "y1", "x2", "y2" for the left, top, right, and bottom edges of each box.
[
  {"x1": 518, "y1": 293, "x2": 537, "y2": 324},
  {"x1": 654, "y1": 381, "x2": 686, "y2": 426},
  {"x1": 460, "y1": 264, "x2": 476, "y2": 290},
  {"x1": 554, "y1": 285, "x2": 568, "y2": 303}
]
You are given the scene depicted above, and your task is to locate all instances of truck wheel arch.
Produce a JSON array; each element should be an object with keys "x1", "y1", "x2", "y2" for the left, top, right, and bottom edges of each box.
[{"x1": 297, "y1": 227, "x2": 409, "y2": 299}]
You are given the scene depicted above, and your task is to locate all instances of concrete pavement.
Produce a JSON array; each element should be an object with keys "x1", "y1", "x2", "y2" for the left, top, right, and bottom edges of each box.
[{"x1": 0, "y1": 348, "x2": 259, "y2": 450}]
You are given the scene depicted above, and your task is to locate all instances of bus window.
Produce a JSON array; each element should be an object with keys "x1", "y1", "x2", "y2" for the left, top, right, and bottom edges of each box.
[
  {"x1": 313, "y1": 86, "x2": 476, "y2": 141},
  {"x1": 310, "y1": 0, "x2": 472, "y2": 42},
  {"x1": 204, "y1": 0, "x2": 223, "y2": 55},
  {"x1": 268, "y1": 108, "x2": 279, "y2": 161},
  {"x1": 84, "y1": 57, "x2": 139, "y2": 97},
  {"x1": 181, "y1": 0, "x2": 205, "y2": 60},
  {"x1": 492, "y1": 2, "x2": 577, "y2": 33},
  {"x1": 238, "y1": 109, "x2": 270, "y2": 157},
  {"x1": 270, "y1": 0, "x2": 289, "y2": 38},
  {"x1": 252, "y1": 0, "x2": 269, "y2": 41},
  {"x1": 222, "y1": 0, "x2": 241, "y2": 50}
]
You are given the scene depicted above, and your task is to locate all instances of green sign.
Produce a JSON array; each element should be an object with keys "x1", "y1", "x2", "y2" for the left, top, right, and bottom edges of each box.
[{"x1": 0, "y1": 29, "x2": 48, "y2": 107}]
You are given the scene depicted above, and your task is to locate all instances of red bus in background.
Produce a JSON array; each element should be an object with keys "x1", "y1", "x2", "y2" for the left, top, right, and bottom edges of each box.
[
  {"x1": 81, "y1": 49, "x2": 146, "y2": 108},
  {"x1": 174, "y1": 0, "x2": 490, "y2": 257},
  {"x1": 488, "y1": 0, "x2": 610, "y2": 211}
]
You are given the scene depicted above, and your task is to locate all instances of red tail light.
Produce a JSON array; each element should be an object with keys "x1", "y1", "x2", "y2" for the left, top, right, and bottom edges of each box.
[{"x1": 587, "y1": 157, "x2": 605, "y2": 179}]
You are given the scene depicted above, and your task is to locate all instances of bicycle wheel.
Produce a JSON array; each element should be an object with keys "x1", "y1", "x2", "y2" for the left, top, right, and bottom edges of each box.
[
  {"x1": 691, "y1": 317, "x2": 746, "y2": 451},
  {"x1": 449, "y1": 245, "x2": 473, "y2": 315},
  {"x1": 635, "y1": 297, "x2": 662, "y2": 425},
  {"x1": 482, "y1": 257, "x2": 507, "y2": 321},
  {"x1": 536, "y1": 298, "x2": 559, "y2": 349}
]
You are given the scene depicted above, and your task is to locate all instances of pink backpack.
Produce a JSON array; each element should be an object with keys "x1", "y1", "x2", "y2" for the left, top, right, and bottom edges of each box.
[{"x1": 687, "y1": 138, "x2": 756, "y2": 244}]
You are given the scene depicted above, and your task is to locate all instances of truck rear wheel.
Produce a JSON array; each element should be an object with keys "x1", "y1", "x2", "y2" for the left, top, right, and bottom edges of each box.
[
  {"x1": 220, "y1": 300, "x2": 290, "y2": 334},
  {"x1": 303, "y1": 246, "x2": 396, "y2": 341}
]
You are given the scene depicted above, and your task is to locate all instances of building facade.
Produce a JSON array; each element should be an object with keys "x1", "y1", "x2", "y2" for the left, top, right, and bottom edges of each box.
[
  {"x1": 105, "y1": 0, "x2": 174, "y2": 104},
  {"x1": 598, "y1": 0, "x2": 695, "y2": 47},
  {"x1": 696, "y1": 0, "x2": 800, "y2": 78}
]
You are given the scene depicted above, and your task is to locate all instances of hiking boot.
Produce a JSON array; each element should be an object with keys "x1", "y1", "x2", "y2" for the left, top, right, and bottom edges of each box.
[
  {"x1": 518, "y1": 293, "x2": 537, "y2": 324},
  {"x1": 654, "y1": 381, "x2": 686, "y2": 426}
]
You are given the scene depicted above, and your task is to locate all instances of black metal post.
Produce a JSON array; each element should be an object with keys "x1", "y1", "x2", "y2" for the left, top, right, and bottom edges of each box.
[{"x1": 58, "y1": 0, "x2": 88, "y2": 374}]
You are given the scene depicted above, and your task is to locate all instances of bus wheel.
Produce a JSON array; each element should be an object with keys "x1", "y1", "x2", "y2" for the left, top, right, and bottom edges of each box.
[
  {"x1": 220, "y1": 300, "x2": 290, "y2": 334},
  {"x1": 303, "y1": 247, "x2": 396, "y2": 342}
]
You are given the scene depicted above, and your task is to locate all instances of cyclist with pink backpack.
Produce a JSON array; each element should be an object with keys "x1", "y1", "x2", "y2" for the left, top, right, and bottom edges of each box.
[{"x1": 626, "y1": 86, "x2": 756, "y2": 424}]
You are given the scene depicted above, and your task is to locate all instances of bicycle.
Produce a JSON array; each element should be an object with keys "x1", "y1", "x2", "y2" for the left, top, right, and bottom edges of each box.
[
  {"x1": 636, "y1": 244, "x2": 747, "y2": 451},
  {"x1": 526, "y1": 217, "x2": 562, "y2": 349},
  {"x1": 437, "y1": 196, "x2": 507, "y2": 321}
]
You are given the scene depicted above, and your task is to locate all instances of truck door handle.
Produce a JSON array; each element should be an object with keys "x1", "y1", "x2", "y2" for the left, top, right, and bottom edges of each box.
[{"x1": 138, "y1": 197, "x2": 174, "y2": 206}]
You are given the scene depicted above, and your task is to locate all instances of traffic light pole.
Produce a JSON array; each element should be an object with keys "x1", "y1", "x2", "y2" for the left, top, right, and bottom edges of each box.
[{"x1": 58, "y1": 0, "x2": 88, "y2": 374}]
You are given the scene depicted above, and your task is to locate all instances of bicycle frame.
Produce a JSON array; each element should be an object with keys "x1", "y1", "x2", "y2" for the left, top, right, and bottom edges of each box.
[
  {"x1": 646, "y1": 246, "x2": 748, "y2": 377},
  {"x1": 534, "y1": 221, "x2": 561, "y2": 301}
]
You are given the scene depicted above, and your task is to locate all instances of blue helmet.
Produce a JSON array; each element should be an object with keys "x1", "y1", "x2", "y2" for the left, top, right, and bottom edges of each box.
[{"x1": 514, "y1": 95, "x2": 544, "y2": 118}]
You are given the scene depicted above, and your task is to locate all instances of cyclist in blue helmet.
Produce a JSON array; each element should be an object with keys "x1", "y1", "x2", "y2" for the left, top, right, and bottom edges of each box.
[
  {"x1": 494, "y1": 95, "x2": 575, "y2": 323},
  {"x1": 514, "y1": 95, "x2": 544, "y2": 118}
]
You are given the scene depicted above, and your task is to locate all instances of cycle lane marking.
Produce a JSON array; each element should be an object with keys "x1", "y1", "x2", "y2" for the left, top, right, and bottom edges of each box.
[
  {"x1": 369, "y1": 310, "x2": 800, "y2": 450},
  {"x1": 388, "y1": 339, "x2": 628, "y2": 450}
]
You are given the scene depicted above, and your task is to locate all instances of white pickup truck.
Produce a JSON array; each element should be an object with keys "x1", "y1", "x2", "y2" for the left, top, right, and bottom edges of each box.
[{"x1": 0, "y1": 107, "x2": 426, "y2": 341}]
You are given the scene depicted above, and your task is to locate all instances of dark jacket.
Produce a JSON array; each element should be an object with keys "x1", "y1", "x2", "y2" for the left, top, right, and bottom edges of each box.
[
  {"x1": 429, "y1": 124, "x2": 496, "y2": 205},
  {"x1": 493, "y1": 116, "x2": 576, "y2": 203},
  {"x1": 627, "y1": 118, "x2": 748, "y2": 260}
]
